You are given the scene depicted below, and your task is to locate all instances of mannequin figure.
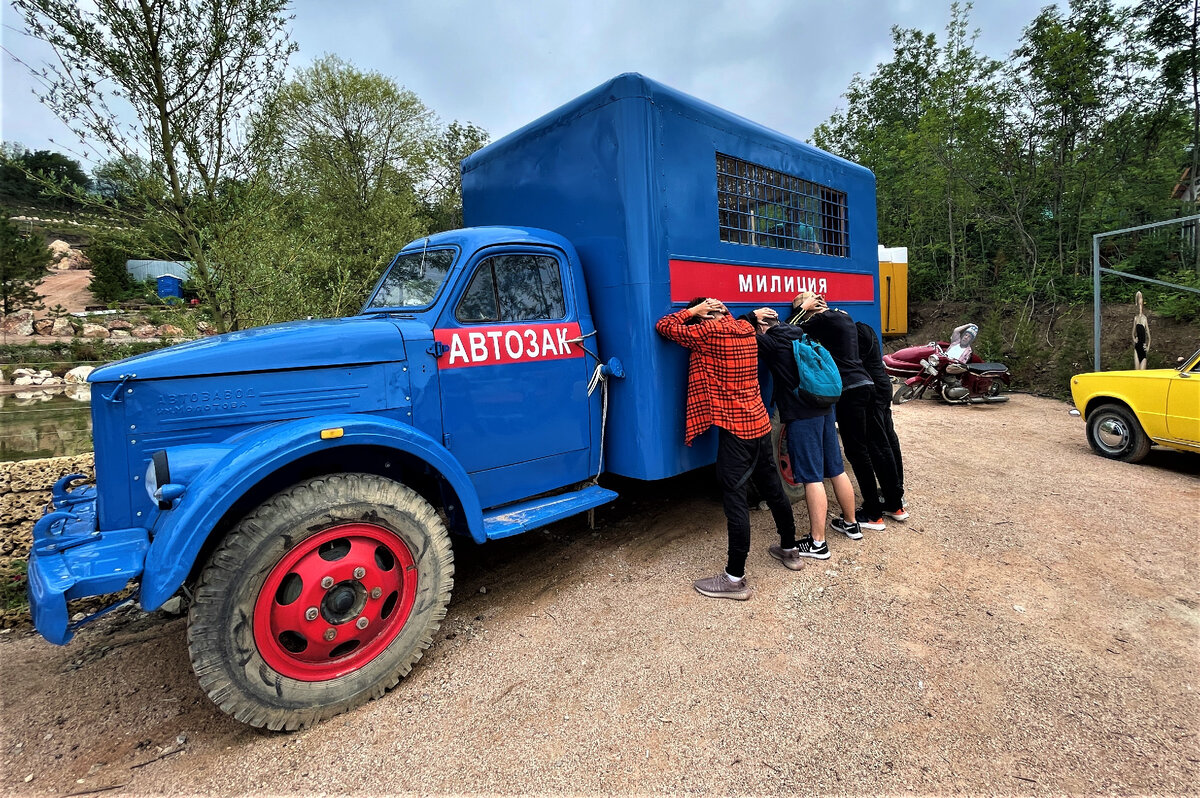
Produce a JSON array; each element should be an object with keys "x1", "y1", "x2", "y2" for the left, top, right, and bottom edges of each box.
[{"x1": 1133, "y1": 291, "x2": 1150, "y2": 370}]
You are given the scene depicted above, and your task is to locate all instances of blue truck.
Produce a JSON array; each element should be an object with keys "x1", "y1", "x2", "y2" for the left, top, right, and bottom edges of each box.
[{"x1": 28, "y1": 74, "x2": 882, "y2": 729}]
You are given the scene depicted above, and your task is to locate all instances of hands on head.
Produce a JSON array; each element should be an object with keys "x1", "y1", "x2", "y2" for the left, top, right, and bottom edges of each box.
[
  {"x1": 792, "y1": 292, "x2": 827, "y2": 316},
  {"x1": 751, "y1": 306, "x2": 778, "y2": 332},
  {"x1": 688, "y1": 298, "x2": 729, "y2": 320}
]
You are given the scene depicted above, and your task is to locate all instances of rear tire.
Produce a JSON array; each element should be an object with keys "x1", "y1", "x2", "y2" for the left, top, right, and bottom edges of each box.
[
  {"x1": 1085, "y1": 404, "x2": 1151, "y2": 463},
  {"x1": 892, "y1": 383, "x2": 919, "y2": 404},
  {"x1": 187, "y1": 473, "x2": 453, "y2": 730}
]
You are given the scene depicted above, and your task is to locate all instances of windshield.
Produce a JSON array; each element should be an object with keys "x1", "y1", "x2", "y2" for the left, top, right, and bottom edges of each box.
[{"x1": 365, "y1": 248, "x2": 456, "y2": 310}]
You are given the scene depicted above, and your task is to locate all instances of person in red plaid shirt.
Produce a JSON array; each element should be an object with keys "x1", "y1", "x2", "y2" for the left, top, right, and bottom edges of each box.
[{"x1": 656, "y1": 297, "x2": 799, "y2": 600}]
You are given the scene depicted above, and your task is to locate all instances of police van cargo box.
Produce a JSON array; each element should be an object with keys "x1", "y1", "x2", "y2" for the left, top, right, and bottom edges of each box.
[{"x1": 462, "y1": 72, "x2": 880, "y2": 483}]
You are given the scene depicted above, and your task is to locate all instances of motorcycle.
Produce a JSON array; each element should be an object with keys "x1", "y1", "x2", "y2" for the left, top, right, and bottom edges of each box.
[{"x1": 883, "y1": 323, "x2": 1011, "y2": 405}]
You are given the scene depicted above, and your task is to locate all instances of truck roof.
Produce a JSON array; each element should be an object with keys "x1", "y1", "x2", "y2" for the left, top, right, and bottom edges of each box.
[
  {"x1": 463, "y1": 72, "x2": 871, "y2": 182},
  {"x1": 400, "y1": 226, "x2": 573, "y2": 255}
]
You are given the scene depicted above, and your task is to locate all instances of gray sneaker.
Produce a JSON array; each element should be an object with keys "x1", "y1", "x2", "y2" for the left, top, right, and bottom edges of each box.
[
  {"x1": 693, "y1": 573, "x2": 752, "y2": 600},
  {"x1": 768, "y1": 544, "x2": 805, "y2": 571}
]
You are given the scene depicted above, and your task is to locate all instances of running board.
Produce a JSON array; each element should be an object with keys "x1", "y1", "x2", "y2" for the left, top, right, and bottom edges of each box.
[{"x1": 482, "y1": 485, "x2": 618, "y2": 540}]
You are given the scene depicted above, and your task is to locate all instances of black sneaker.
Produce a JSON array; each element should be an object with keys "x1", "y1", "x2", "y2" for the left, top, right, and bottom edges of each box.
[
  {"x1": 794, "y1": 536, "x2": 830, "y2": 560},
  {"x1": 831, "y1": 516, "x2": 863, "y2": 540}
]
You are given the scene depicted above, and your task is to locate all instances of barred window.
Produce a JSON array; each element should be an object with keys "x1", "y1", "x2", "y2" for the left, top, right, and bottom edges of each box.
[{"x1": 716, "y1": 153, "x2": 849, "y2": 257}]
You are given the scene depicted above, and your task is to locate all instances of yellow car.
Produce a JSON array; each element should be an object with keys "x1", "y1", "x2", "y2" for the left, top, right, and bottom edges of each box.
[{"x1": 1071, "y1": 348, "x2": 1200, "y2": 462}]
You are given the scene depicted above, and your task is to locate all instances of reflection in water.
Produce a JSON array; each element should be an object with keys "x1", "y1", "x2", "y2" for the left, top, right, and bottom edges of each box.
[{"x1": 0, "y1": 386, "x2": 92, "y2": 462}]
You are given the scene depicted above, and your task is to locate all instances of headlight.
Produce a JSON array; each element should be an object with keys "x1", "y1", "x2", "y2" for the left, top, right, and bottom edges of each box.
[{"x1": 929, "y1": 354, "x2": 940, "y2": 367}]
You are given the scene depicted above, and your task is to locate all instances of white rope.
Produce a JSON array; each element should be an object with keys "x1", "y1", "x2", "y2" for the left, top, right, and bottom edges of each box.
[{"x1": 587, "y1": 362, "x2": 609, "y2": 481}]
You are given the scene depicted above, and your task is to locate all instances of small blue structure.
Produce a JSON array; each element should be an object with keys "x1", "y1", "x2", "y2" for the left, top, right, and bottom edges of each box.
[{"x1": 155, "y1": 275, "x2": 183, "y2": 299}]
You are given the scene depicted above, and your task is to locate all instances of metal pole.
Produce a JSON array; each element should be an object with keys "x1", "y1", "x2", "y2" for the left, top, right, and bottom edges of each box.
[{"x1": 1093, "y1": 234, "x2": 1102, "y2": 372}]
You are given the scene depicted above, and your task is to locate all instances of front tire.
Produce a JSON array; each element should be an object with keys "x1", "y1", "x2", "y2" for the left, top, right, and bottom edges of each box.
[
  {"x1": 187, "y1": 473, "x2": 454, "y2": 730},
  {"x1": 1085, "y1": 404, "x2": 1152, "y2": 463},
  {"x1": 893, "y1": 383, "x2": 919, "y2": 404}
]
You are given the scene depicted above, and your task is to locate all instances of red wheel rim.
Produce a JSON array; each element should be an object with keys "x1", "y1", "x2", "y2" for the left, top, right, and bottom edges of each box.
[
  {"x1": 776, "y1": 426, "x2": 801, "y2": 487},
  {"x1": 253, "y1": 523, "x2": 417, "y2": 681}
]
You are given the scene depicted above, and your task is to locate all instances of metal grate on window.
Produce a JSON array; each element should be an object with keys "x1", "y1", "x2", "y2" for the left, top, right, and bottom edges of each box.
[{"x1": 716, "y1": 153, "x2": 849, "y2": 257}]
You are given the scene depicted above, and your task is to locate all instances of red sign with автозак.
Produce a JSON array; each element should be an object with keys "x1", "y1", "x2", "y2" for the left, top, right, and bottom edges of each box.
[{"x1": 669, "y1": 259, "x2": 875, "y2": 303}]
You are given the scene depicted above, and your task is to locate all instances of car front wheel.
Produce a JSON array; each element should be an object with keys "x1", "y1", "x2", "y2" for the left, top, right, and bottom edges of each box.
[{"x1": 1085, "y1": 403, "x2": 1152, "y2": 463}]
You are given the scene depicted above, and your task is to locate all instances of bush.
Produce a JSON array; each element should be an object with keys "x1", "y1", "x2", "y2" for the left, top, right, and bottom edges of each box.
[
  {"x1": 1152, "y1": 269, "x2": 1200, "y2": 323},
  {"x1": 87, "y1": 233, "x2": 136, "y2": 302}
]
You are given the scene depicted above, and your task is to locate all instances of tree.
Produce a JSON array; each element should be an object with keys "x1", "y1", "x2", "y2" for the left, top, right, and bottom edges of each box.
[
  {"x1": 87, "y1": 233, "x2": 137, "y2": 302},
  {"x1": 239, "y1": 56, "x2": 489, "y2": 322},
  {"x1": 249, "y1": 54, "x2": 437, "y2": 313},
  {"x1": 420, "y1": 121, "x2": 490, "y2": 231},
  {"x1": 0, "y1": 217, "x2": 48, "y2": 315},
  {"x1": 14, "y1": 0, "x2": 296, "y2": 331},
  {"x1": 1139, "y1": 0, "x2": 1200, "y2": 271},
  {"x1": 0, "y1": 143, "x2": 88, "y2": 207}
]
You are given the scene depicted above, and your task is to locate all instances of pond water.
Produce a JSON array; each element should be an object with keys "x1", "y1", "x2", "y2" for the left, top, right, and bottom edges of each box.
[{"x1": 0, "y1": 387, "x2": 93, "y2": 462}]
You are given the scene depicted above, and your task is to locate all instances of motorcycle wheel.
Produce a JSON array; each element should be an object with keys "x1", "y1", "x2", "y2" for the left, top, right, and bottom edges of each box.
[{"x1": 892, "y1": 383, "x2": 919, "y2": 404}]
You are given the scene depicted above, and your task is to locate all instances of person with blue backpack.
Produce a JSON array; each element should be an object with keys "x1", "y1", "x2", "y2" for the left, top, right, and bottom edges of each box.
[
  {"x1": 745, "y1": 306, "x2": 860, "y2": 561},
  {"x1": 790, "y1": 292, "x2": 907, "y2": 531}
]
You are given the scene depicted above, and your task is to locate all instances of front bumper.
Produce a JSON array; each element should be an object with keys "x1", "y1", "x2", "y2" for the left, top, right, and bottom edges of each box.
[{"x1": 27, "y1": 474, "x2": 149, "y2": 644}]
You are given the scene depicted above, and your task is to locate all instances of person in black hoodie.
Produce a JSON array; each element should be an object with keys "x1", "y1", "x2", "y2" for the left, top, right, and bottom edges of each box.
[
  {"x1": 856, "y1": 320, "x2": 905, "y2": 506},
  {"x1": 790, "y1": 292, "x2": 906, "y2": 529},
  {"x1": 745, "y1": 307, "x2": 860, "y2": 561}
]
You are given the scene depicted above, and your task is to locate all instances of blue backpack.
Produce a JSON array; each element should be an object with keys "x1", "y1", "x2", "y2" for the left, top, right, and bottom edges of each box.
[{"x1": 791, "y1": 334, "x2": 843, "y2": 407}]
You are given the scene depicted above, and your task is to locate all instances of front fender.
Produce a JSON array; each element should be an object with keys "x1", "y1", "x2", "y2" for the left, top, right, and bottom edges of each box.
[{"x1": 139, "y1": 414, "x2": 483, "y2": 609}]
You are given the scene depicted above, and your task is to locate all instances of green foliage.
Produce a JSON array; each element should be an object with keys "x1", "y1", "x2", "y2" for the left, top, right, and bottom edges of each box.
[
  {"x1": 0, "y1": 338, "x2": 169, "y2": 370},
  {"x1": 0, "y1": 558, "x2": 28, "y2": 612},
  {"x1": 815, "y1": 1, "x2": 1198, "y2": 318},
  {"x1": 0, "y1": 143, "x2": 88, "y2": 208},
  {"x1": 1152, "y1": 269, "x2": 1200, "y2": 322},
  {"x1": 14, "y1": 0, "x2": 297, "y2": 334},
  {"x1": 86, "y1": 233, "x2": 137, "y2": 303},
  {"x1": 233, "y1": 56, "x2": 491, "y2": 324},
  {"x1": 0, "y1": 216, "x2": 47, "y2": 315}
]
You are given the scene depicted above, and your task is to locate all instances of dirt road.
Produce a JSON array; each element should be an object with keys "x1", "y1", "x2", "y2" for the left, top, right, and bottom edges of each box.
[{"x1": 1, "y1": 394, "x2": 1197, "y2": 795}]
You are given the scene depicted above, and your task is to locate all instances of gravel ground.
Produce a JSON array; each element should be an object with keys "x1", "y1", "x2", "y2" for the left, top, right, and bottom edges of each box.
[{"x1": 1, "y1": 393, "x2": 1197, "y2": 796}]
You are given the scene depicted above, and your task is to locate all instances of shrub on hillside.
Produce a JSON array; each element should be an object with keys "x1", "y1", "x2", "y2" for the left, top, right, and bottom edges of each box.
[{"x1": 87, "y1": 234, "x2": 136, "y2": 302}]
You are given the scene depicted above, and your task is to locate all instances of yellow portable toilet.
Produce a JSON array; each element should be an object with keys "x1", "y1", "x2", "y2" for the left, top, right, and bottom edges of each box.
[{"x1": 877, "y1": 245, "x2": 908, "y2": 335}]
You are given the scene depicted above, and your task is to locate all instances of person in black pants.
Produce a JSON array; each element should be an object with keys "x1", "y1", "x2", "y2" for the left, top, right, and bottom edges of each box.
[
  {"x1": 790, "y1": 292, "x2": 905, "y2": 530},
  {"x1": 856, "y1": 321, "x2": 906, "y2": 507}
]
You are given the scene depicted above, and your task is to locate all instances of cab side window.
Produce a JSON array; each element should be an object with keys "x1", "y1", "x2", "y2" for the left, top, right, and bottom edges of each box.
[{"x1": 456, "y1": 254, "x2": 566, "y2": 323}]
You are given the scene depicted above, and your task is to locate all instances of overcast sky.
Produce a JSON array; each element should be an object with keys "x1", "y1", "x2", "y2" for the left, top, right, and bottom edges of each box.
[{"x1": 1, "y1": 0, "x2": 1065, "y2": 167}]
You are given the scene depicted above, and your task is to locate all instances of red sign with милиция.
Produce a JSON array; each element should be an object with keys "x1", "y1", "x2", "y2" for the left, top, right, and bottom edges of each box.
[{"x1": 668, "y1": 259, "x2": 875, "y2": 303}]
